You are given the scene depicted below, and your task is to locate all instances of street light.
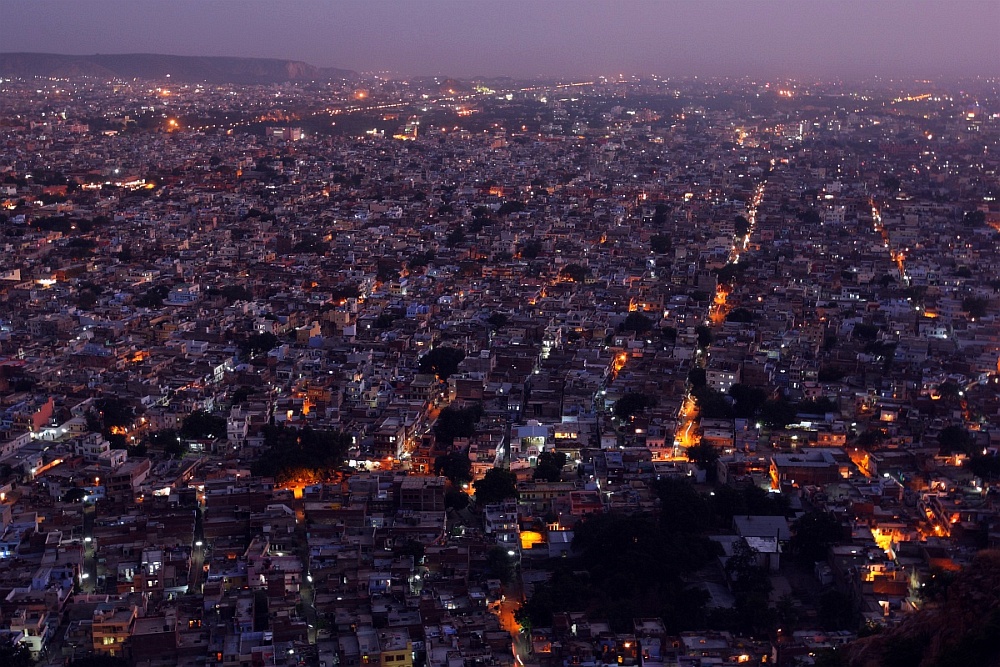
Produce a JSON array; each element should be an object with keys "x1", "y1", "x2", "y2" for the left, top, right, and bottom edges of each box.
[{"x1": 195, "y1": 541, "x2": 203, "y2": 547}]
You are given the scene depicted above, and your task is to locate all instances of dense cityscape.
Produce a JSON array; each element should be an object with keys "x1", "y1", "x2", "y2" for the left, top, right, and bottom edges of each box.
[{"x1": 0, "y1": 65, "x2": 999, "y2": 667}]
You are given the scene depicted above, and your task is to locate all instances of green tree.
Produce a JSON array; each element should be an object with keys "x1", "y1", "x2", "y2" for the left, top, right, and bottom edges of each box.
[{"x1": 474, "y1": 467, "x2": 518, "y2": 504}]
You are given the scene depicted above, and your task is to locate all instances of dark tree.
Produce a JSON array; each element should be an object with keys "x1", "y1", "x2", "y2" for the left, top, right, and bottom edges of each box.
[
  {"x1": 687, "y1": 443, "x2": 720, "y2": 482},
  {"x1": 445, "y1": 226, "x2": 466, "y2": 247},
  {"x1": 434, "y1": 450, "x2": 472, "y2": 485},
  {"x1": 652, "y1": 203, "x2": 669, "y2": 225},
  {"x1": 621, "y1": 311, "x2": 653, "y2": 334},
  {"x1": 692, "y1": 387, "x2": 733, "y2": 420},
  {"x1": 419, "y1": 346, "x2": 466, "y2": 380},
  {"x1": 181, "y1": 410, "x2": 227, "y2": 439},
  {"x1": 485, "y1": 546, "x2": 517, "y2": 584},
  {"x1": 655, "y1": 478, "x2": 711, "y2": 534},
  {"x1": 613, "y1": 392, "x2": 657, "y2": 420},
  {"x1": 487, "y1": 312, "x2": 509, "y2": 329},
  {"x1": 725, "y1": 538, "x2": 771, "y2": 595},
  {"x1": 760, "y1": 399, "x2": 797, "y2": 429},
  {"x1": 497, "y1": 201, "x2": 525, "y2": 216},
  {"x1": 519, "y1": 238, "x2": 543, "y2": 259},
  {"x1": 963, "y1": 210, "x2": 986, "y2": 227},
  {"x1": 433, "y1": 404, "x2": 483, "y2": 447},
  {"x1": 734, "y1": 215, "x2": 750, "y2": 236},
  {"x1": 0, "y1": 638, "x2": 35, "y2": 667},
  {"x1": 695, "y1": 324, "x2": 713, "y2": 348},
  {"x1": 135, "y1": 284, "x2": 171, "y2": 308},
  {"x1": 534, "y1": 451, "x2": 567, "y2": 482},
  {"x1": 474, "y1": 467, "x2": 519, "y2": 504},
  {"x1": 790, "y1": 511, "x2": 844, "y2": 563},
  {"x1": 250, "y1": 426, "x2": 351, "y2": 484},
  {"x1": 938, "y1": 424, "x2": 974, "y2": 455},
  {"x1": 650, "y1": 234, "x2": 672, "y2": 254},
  {"x1": 962, "y1": 296, "x2": 989, "y2": 319},
  {"x1": 818, "y1": 365, "x2": 845, "y2": 382},
  {"x1": 146, "y1": 429, "x2": 184, "y2": 456},
  {"x1": 851, "y1": 322, "x2": 880, "y2": 342},
  {"x1": 558, "y1": 263, "x2": 589, "y2": 283},
  {"x1": 238, "y1": 332, "x2": 279, "y2": 358},
  {"x1": 728, "y1": 384, "x2": 768, "y2": 418},
  {"x1": 725, "y1": 307, "x2": 754, "y2": 323},
  {"x1": 444, "y1": 488, "x2": 470, "y2": 510}
]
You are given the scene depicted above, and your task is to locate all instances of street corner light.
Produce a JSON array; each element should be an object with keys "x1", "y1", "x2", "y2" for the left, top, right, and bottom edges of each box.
[
  {"x1": 507, "y1": 550, "x2": 516, "y2": 556},
  {"x1": 307, "y1": 575, "x2": 313, "y2": 583},
  {"x1": 195, "y1": 541, "x2": 203, "y2": 547},
  {"x1": 84, "y1": 537, "x2": 92, "y2": 543}
]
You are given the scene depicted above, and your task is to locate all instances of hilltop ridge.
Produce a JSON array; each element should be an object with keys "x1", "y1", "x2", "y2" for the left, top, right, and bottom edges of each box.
[{"x1": 0, "y1": 52, "x2": 357, "y2": 84}]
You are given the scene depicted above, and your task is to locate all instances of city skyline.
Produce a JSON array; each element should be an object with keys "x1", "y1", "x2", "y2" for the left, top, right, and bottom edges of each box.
[{"x1": 1, "y1": 0, "x2": 998, "y2": 80}]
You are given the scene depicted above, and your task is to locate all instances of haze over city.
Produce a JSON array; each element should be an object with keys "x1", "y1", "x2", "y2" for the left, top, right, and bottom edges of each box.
[
  {"x1": 1, "y1": 0, "x2": 998, "y2": 79},
  {"x1": 2, "y1": 2, "x2": 1000, "y2": 667}
]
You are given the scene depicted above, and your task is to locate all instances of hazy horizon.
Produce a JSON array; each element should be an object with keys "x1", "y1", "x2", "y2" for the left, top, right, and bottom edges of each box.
[{"x1": 2, "y1": 0, "x2": 997, "y2": 80}]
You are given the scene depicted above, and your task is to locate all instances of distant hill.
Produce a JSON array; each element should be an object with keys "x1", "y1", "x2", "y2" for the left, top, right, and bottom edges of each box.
[{"x1": 0, "y1": 53, "x2": 357, "y2": 84}]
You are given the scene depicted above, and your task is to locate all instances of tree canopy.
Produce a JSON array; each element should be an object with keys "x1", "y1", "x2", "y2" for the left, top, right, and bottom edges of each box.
[
  {"x1": 534, "y1": 451, "x2": 567, "y2": 482},
  {"x1": 433, "y1": 403, "x2": 483, "y2": 447},
  {"x1": 250, "y1": 425, "x2": 351, "y2": 485},
  {"x1": 474, "y1": 467, "x2": 518, "y2": 504},
  {"x1": 180, "y1": 410, "x2": 226, "y2": 440},
  {"x1": 418, "y1": 346, "x2": 466, "y2": 380},
  {"x1": 613, "y1": 392, "x2": 657, "y2": 420},
  {"x1": 434, "y1": 450, "x2": 472, "y2": 485}
]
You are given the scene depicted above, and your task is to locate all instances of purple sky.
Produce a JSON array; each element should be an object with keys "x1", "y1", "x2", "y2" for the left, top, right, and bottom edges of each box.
[{"x1": 1, "y1": 0, "x2": 997, "y2": 79}]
